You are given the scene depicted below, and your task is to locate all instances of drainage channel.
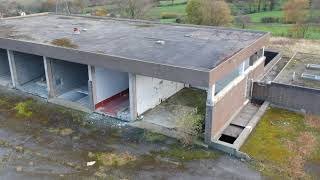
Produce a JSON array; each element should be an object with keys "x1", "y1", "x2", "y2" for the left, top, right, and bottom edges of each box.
[{"x1": 218, "y1": 103, "x2": 261, "y2": 145}]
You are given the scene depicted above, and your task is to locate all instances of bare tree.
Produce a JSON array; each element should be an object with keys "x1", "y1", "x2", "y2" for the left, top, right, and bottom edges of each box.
[
  {"x1": 283, "y1": 0, "x2": 309, "y2": 24},
  {"x1": 117, "y1": 0, "x2": 154, "y2": 19}
]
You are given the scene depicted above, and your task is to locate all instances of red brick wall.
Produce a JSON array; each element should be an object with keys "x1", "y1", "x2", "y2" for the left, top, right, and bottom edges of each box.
[
  {"x1": 211, "y1": 77, "x2": 247, "y2": 137},
  {"x1": 209, "y1": 58, "x2": 265, "y2": 139}
]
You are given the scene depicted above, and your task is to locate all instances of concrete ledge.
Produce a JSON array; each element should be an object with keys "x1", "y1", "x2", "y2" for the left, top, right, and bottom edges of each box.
[
  {"x1": 49, "y1": 98, "x2": 92, "y2": 113},
  {"x1": 208, "y1": 140, "x2": 251, "y2": 160},
  {"x1": 233, "y1": 101, "x2": 270, "y2": 150}
]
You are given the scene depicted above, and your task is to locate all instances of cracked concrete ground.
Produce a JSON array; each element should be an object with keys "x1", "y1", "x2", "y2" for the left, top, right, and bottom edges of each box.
[{"x1": 0, "y1": 87, "x2": 262, "y2": 180}]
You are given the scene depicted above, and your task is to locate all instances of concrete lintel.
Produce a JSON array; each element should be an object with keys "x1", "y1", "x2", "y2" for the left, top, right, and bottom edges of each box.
[
  {"x1": 7, "y1": 50, "x2": 17, "y2": 88},
  {"x1": 129, "y1": 73, "x2": 137, "y2": 121},
  {"x1": 0, "y1": 38, "x2": 210, "y2": 87}
]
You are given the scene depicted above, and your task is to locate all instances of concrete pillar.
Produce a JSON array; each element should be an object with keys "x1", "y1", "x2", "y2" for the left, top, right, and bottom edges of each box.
[
  {"x1": 44, "y1": 57, "x2": 55, "y2": 98},
  {"x1": 7, "y1": 50, "x2": 17, "y2": 88},
  {"x1": 205, "y1": 84, "x2": 215, "y2": 143},
  {"x1": 88, "y1": 65, "x2": 95, "y2": 111},
  {"x1": 129, "y1": 73, "x2": 137, "y2": 121}
]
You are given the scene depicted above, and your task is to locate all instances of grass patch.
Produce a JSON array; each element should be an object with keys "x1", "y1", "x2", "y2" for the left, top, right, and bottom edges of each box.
[
  {"x1": 154, "y1": 145, "x2": 219, "y2": 161},
  {"x1": 14, "y1": 100, "x2": 33, "y2": 118},
  {"x1": 51, "y1": 38, "x2": 79, "y2": 49},
  {"x1": 95, "y1": 152, "x2": 136, "y2": 167},
  {"x1": 144, "y1": 131, "x2": 167, "y2": 143},
  {"x1": 243, "y1": 24, "x2": 320, "y2": 40},
  {"x1": 241, "y1": 107, "x2": 320, "y2": 179},
  {"x1": 248, "y1": 11, "x2": 284, "y2": 23}
]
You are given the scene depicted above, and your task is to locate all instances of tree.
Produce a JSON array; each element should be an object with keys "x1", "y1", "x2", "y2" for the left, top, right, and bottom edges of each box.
[
  {"x1": 186, "y1": 0, "x2": 202, "y2": 24},
  {"x1": 41, "y1": 0, "x2": 56, "y2": 12},
  {"x1": 94, "y1": 7, "x2": 107, "y2": 16},
  {"x1": 283, "y1": 0, "x2": 309, "y2": 24},
  {"x1": 284, "y1": 0, "x2": 310, "y2": 38},
  {"x1": 117, "y1": 0, "x2": 154, "y2": 19},
  {"x1": 186, "y1": 0, "x2": 233, "y2": 26}
]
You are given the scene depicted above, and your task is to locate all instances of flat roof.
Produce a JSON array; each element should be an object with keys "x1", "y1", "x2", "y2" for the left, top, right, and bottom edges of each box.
[
  {"x1": 275, "y1": 53, "x2": 320, "y2": 89},
  {"x1": 0, "y1": 13, "x2": 269, "y2": 86}
]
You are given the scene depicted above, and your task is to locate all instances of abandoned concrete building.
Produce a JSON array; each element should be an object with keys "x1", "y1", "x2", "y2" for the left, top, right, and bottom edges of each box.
[{"x1": 0, "y1": 13, "x2": 270, "y2": 145}]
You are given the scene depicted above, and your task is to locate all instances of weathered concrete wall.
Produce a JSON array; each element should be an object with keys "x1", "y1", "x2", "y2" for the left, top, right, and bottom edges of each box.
[
  {"x1": 50, "y1": 58, "x2": 88, "y2": 96},
  {"x1": 252, "y1": 82, "x2": 320, "y2": 115},
  {"x1": 0, "y1": 49, "x2": 10, "y2": 76},
  {"x1": 12, "y1": 51, "x2": 45, "y2": 85},
  {"x1": 136, "y1": 75, "x2": 185, "y2": 115},
  {"x1": 94, "y1": 67, "x2": 129, "y2": 103},
  {"x1": 212, "y1": 77, "x2": 247, "y2": 138}
]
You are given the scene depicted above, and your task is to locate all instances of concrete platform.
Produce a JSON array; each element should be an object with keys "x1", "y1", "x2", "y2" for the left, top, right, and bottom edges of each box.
[
  {"x1": 58, "y1": 86, "x2": 90, "y2": 108},
  {"x1": 0, "y1": 75, "x2": 12, "y2": 87},
  {"x1": 219, "y1": 103, "x2": 260, "y2": 142},
  {"x1": 18, "y1": 77, "x2": 48, "y2": 98}
]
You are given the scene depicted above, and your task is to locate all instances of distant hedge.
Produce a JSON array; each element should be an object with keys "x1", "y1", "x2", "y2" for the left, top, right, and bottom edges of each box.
[
  {"x1": 161, "y1": 12, "x2": 180, "y2": 19},
  {"x1": 261, "y1": 17, "x2": 282, "y2": 23}
]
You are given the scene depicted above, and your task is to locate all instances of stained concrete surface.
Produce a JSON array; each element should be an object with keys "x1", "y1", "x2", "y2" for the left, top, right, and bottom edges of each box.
[
  {"x1": 19, "y1": 77, "x2": 48, "y2": 98},
  {"x1": 262, "y1": 56, "x2": 289, "y2": 83},
  {"x1": 220, "y1": 103, "x2": 260, "y2": 141},
  {"x1": 140, "y1": 88, "x2": 206, "y2": 130},
  {"x1": 0, "y1": 87, "x2": 262, "y2": 180},
  {"x1": 275, "y1": 53, "x2": 320, "y2": 89},
  {"x1": 1, "y1": 14, "x2": 267, "y2": 71}
]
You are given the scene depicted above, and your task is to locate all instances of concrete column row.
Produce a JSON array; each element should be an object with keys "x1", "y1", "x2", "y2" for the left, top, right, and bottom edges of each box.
[{"x1": 5, "y1": 50, "x2": 97, "y2": 113}]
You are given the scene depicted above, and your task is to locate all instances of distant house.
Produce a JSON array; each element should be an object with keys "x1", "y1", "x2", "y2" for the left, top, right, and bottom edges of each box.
[{"x1": 0, "y1": 13, "x2": 269, "y2": 144}]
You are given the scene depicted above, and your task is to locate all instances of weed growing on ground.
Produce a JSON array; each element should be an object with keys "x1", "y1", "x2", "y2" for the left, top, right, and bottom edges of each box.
[
  {"x1": 176, "y1": 110, "x2": 203, "y2": 145},
  {"x1": 95, "y1": 152, "x2": 136, "y2": 167},
  {"x1": 14, "y1": 100, "x2": 33, "y2": 118}
]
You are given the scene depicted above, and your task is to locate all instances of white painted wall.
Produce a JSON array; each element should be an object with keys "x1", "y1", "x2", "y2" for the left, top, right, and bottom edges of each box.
[
  {"x1": 95, "y1": 67, "x2": 129, "y2": 103},
  {"x1": 136, "y1": 75, "x2": 185, "y2": 115}
]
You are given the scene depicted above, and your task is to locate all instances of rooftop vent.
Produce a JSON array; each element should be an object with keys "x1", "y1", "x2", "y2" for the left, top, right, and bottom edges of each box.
[
  {"x1": 301, "y1": 73, "x2": 320, "y2": 82},
  {"x1": 155, "y1": 40, "x2": 165, "y2": 45},
  {"x1": 306, "y1": 64, "x2": 320, "y2": 70}
]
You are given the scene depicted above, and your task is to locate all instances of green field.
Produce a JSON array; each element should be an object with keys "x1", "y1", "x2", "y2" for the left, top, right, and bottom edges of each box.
[
  {"x1": 159, "y1": 0, "x2": 188, "y2": 6},
  {"x1": 248, "y1": 11, "x2": 284, "y2": 23},
  {"x1": 148, "y1": 1, "x2": 320, "y2": 40},
  {"x1": 245, "y1": 24, "x2": 320, "y2": 39}
]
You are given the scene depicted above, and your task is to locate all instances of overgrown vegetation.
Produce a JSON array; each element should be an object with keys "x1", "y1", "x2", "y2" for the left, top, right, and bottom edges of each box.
[
  {"x1": 176, "y1": 110, "x2": 203, "y2": 145},
  {"x1": 14, "y1": 100, "x2": 33, "y2": 118},
  {"x1": 186, "y1": 0, "x2": 233, "y2": 26},
  {"x1": 241, "y1": 108, "x2": 320, "y2": 179},
  {"x1": 95, "y1": 152, "x2": 136, "y2": 167},
  {"x1": 51, "y1": 38, "x2": 79, "y2": 49}
]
